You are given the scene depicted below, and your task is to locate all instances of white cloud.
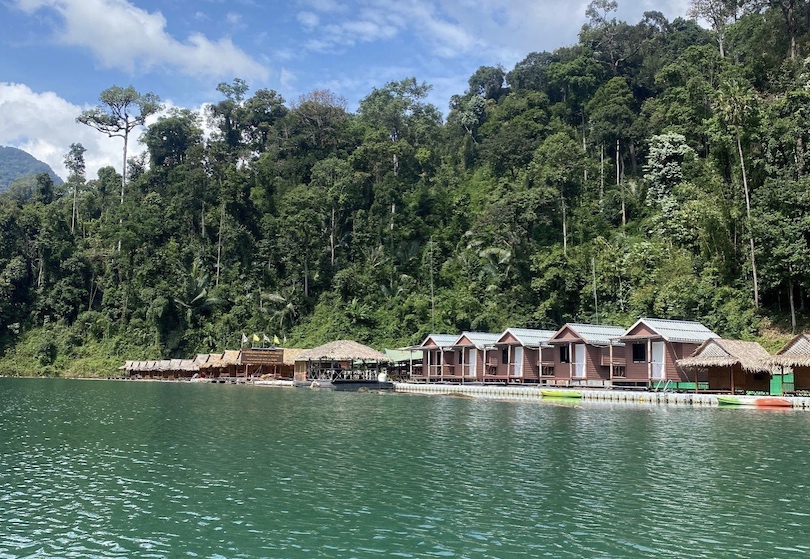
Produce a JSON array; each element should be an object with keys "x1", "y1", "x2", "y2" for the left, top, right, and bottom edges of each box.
[
  {"x1": 299, "y1": 0, "x2": 347, "y2": 14},
  {"x1": 14, "y1": 0, "x2": 269, "y2": 81},
  {"x1": 0, "y1": 83, "x2": 122, "y2": 181},
  {"x1": 297, "y1": 11, "x2": 320, "y2": 30},
  {"x1": 0, "y1": 83, "x2": 214, "y2": 181},
  {"x1": 294, "y1": 0, "x2": 690, "y2": 67}
]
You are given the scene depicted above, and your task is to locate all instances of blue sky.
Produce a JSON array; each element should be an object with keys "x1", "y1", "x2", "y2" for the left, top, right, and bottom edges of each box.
[{"x1": 0, "y1": 0, "x2": 690, "y2": 179}]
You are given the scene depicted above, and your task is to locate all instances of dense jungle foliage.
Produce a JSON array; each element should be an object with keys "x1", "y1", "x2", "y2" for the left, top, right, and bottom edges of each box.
[{"x1": 3, "y1": 0, "x2": 810, "y2": 375}]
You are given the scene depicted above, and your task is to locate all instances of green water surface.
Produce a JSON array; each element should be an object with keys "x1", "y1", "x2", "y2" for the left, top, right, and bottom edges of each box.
[{"x1": 1, "y1": 378, "x2": 809, "y2": 558}]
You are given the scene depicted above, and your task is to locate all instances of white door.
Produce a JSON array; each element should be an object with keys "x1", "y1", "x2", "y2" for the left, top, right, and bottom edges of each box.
[
  {"x1": 652, "y1": 341, "x2": 665, "y2": 380},
  {"x1": 514, "y1": 346, "x2": 523, "y2": 378},
  {"x1": 574, "y1": 344, "x2": 586, "y2": 378},
  {"x1": 468, "y1": 348, "x2": 477, "y2": 377}
]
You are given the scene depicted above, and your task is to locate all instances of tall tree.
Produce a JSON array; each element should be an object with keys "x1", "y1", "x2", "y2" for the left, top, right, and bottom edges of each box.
[
  {"x1": 712, "y1": 77, "x2": 761, "y2": 308},
  {"x1": 688, "y1": 0, "x2": 738, "y2": 57},
  {"x1": 64, "y1": 143, "x2": 86, "y2": 234},
  {"x1": 77, "y1": 86, "x2": 162, "y2": 206}
]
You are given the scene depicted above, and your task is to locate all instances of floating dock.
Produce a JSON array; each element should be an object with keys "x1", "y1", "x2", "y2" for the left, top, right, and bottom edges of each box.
[{"x1": 393, "y1": 383, "x2": 810, "y2": 408}]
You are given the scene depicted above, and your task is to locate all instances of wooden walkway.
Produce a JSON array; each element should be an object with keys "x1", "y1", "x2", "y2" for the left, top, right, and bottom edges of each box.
[{"x1": 393, "y1": 383, "x2": 810, "y2": 408}]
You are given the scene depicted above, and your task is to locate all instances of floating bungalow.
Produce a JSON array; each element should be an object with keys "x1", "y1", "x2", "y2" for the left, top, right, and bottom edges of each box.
[
  {"x1": 677, "y1": 338, "x2": 772, "y2": 393},
  {"x1": 199, "y1": 350, "x2": 241, "y2": 379},
  {"x1": 121, "y1": 356, "x2": 204, "y2": 379},
  {"x1": 294, "y1": 340, "x2": 392, "y2": 388},
  {"x1": 611, "y1": 318, "x2": 718, "y2": 389},
  {"x1": 545, "y1": 323, "x2": 625, "y2": 388},
  {"x1": 416, "y1": 334, "x2": 460, "y2": 382},
  {"x1": 452, "y1": 331, "x2": 501, "y2": 383},
  {"x1": 491, "y1": 328, "x2": 557, "y2": 384}
]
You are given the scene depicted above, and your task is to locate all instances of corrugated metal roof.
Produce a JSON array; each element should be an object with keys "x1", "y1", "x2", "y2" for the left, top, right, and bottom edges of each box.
[
  {"x1": 559, "y1": 323, "x2": 626, "y2": 345},
  {"x1": 419, "y1": 334, "x2": 458, "y2": 349},
  {"x1": 385, "y1": 348, "x2": 423, "y2": 362},
  {"x1": 497, "y1": 328, "x2": 557, "y2": 347},
  {"x1": 625, "y1": 318, "x2": 718, "y2": 343},
  {"x1": 455, "y1": 331, "x2": 501, "y2": 349}
]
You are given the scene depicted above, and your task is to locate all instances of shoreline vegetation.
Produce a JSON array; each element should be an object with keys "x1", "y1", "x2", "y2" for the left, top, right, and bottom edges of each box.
[{"x1": 3, "y1": 2, "x2": 810, "y2": 377}]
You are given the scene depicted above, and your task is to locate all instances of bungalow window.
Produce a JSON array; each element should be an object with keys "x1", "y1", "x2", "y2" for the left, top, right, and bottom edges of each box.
[
  {"x1": 559, "y1": 345, "x2": 570, "y2": 363},
  {"x1": 502, "y1": 347, "x2": 509, "y2": 364},
  {"x1": 632, "y1": 343, "x2": 646, "y2": 363}
]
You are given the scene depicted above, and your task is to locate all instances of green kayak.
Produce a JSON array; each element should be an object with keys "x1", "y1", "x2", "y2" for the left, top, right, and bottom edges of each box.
[{"x1": 541, "y1": 389, "x2": 583, "y2": 399}]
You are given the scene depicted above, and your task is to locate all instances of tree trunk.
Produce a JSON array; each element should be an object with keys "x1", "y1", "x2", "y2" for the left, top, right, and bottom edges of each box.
[
  {"x1": 216, "y1": 201, "x2": 225, "y2": 287},
  {"x1": 561, "y1": 195, "x2": 568, "y2": 256},
  {"x1": 600, "y1": 143, "x2": 605, "y2": 202},
  {"x1": 303, "y1": 253, "x2": 309, "y2": 297},
  {"x1": 781, "y1": 0, "x2": 797, "y2": 60},
  {"x1": 790, "y1": 279, "x2": 797, "y2": 333},
  {"x1": 71, "y1": 183, "x2": 77, "y2": 234},
  {"x1": 628, "y1": 141, "x2": 637, "y2": 176},
  {"x1": 330, "y1": 206, "x2": 336, "y2": 268},
  {"x1": 736, "y1": 133, "x2": 759, "y2": 308},
  {"x1": 117, "y1": 127, "x2": 129, "y2": 252}
]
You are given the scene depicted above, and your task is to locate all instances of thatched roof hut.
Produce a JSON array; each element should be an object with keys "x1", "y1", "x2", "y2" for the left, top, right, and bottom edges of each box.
[
  {"x1": 771, "y1": 333, "x2": 810, "y2": 367},
  {"x1": 295, "y1": 340, "x2": 391, "y2": 362},
  {"x1": 677, "y1": 338, "x2": 771, "y2": 373}
]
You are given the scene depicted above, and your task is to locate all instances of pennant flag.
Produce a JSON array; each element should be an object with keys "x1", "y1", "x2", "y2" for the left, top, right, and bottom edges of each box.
[
  {"x1": 273, "y1": 335, "x2": 280, "y2": 345},
  {"x1": 252, "y1": 333, "x2": 260, "y2": 342},
  {"x1": 241, "y1": 333, "x2": 248, "y2": 345},
  {"x1": 263, "y1": 334, "x2": 270, "y2": 343}
]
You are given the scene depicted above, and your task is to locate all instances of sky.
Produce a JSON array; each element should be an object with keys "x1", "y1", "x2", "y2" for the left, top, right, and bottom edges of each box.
[{"x1": 0, "y1": 0, "x2": 691, "y2": 181}]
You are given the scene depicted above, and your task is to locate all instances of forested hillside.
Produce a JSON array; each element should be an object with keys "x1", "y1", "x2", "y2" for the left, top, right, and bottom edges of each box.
[
  {"x1": 2, "y1": 1, "x2": 809, "y2": 375},
  {"x1": 0, "y1": 146, "x2": 63, "y2": 193}
]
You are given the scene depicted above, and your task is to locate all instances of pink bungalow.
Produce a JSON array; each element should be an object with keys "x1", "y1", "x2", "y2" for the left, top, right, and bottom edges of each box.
[
  {"x1": 416, "y1": 334, "x2": 460, "y2": 382},
  {"x1": 452, "y1": 331, "x2": 501, "y2": 383},
  {"x1": 612, "y1": 318, "x2": 717, "y2": 388},
  {"x1": 491, "y1": 328, "x2": 557, "y2": 384},
  {"x1": 546, "y1": 323, "x2": 626, "y2": 388}
]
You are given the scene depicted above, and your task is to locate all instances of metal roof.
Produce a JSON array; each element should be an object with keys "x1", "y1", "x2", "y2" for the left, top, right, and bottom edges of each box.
[
  {"x1": 623, "y1": 318, "x2": 718, "y2": 344},
  {"x1": 454, "y1": 331, "x2": 501, "y2": 349},
  {"x1": 496, "y1": 328, "x2": 557, "y2": 347},
  {"x1": 418, "y1": 334, "x2": 458, "y2": 349},
  {"x1": 553, "y1": 323, "x2": 625, "y2": 345}
]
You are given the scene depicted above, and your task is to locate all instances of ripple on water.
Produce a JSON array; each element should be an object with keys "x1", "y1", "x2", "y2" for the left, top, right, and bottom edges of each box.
[{"x1": 2, "y1": 380, "x2": 810, "y2": 558}]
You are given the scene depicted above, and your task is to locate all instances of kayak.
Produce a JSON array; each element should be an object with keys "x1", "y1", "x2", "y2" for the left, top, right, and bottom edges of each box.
[
  {"x1": 717, "y1": 395, "x2": 792, "y2": 408},
  {"x1": 541, "y1": 389, "x2": 582, "y2": 399}
]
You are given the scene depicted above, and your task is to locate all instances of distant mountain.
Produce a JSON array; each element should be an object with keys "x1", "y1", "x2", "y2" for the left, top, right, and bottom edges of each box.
[{"x1": 0, "y1": 146, "x2": 63, "y2": 193}]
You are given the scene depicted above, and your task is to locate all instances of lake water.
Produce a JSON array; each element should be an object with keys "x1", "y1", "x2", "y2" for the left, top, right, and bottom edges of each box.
[{"x1": 1, "y1": 378, "x2": 809, "y2": 558}]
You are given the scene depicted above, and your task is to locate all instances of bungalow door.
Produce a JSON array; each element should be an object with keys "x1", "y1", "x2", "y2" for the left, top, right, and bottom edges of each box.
[
  {"x1": 651, "y1": 341, "x2": 665, "y2": 381},
  {"x1": 514, "y1": 346, "x2": 523, "y2": 378},
  {"x1": 574, "y1": 344, "x2": 586, "y2": 378},
  {"x1": 467, "y1": 348, "x2": 477, "y2": 378}
]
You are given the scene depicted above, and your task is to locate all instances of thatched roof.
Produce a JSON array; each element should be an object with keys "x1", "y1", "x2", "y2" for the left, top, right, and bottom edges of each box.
[
  {"x1": 199, "y1": 350, "x2": 241, "y2": 369},
  {"x1": 677, "y1": 338, "x2": 771, "y2": 373},
  {"x1": 282, "y1": 348, "x2": 306, "y2": 365},
  {"x1": 771, "y1": 333, "x2": 810, "y2": 367},
  {"x1": 295, "y1": 340, "x2": 391, "y2": 362}
]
